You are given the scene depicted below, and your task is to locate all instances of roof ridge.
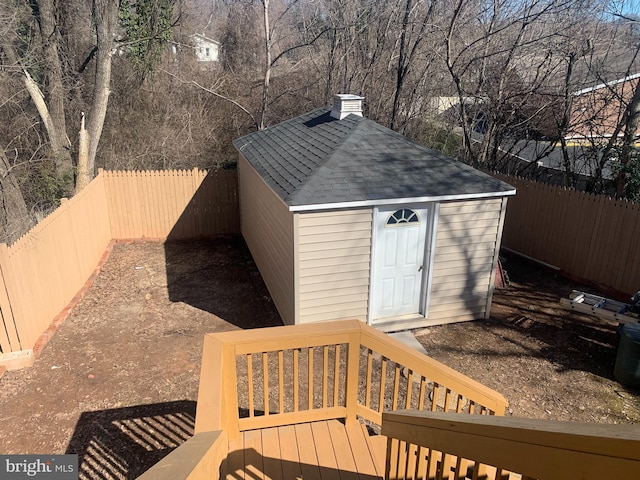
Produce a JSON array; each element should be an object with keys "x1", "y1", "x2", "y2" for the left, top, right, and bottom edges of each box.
[{"x1": 286, "y1": 113, "x2": 365, "y2": 203}]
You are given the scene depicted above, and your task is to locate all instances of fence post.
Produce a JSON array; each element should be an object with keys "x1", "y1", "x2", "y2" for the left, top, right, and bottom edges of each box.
[
  {"x1": 0, "y1": 243, "x2": 34, "y2": 369},
  {"x1": 344, "y1": 329, "x2": 361, "y2": 425},
  {"x1": 0, "y1": 243, "x2": 19, "y2": 353}
]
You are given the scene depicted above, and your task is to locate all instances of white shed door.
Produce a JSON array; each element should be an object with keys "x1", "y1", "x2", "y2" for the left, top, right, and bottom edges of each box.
[{"x1": 371, "y1": 206, "x2": 429, "y2": 321}]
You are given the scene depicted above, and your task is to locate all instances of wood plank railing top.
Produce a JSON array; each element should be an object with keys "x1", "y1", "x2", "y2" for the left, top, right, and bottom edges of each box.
[{"x1": 382, "y1": 410, "x2": 640, "y2": 480}]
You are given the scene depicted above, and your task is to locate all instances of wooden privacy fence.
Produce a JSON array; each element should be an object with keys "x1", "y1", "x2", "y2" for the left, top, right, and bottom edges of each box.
[
  {"x1": 4, "y1": 167, "x2": 638, "y2": 369},
  {"x1": 494, "y1": 174, "x2": 640, "y2": 296},
  {"x1": 0, "y1": 174, "x2": 112, "y2": 364},
  {"x1": 0, "y1": 168, "x2": 239, "y2": 367},
  {"x1": 103, "y1": 168, "x2": 239, "y2": 239}
]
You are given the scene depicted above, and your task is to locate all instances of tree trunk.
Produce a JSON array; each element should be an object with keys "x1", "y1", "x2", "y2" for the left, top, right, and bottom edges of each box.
[
  {"x1": 79, "y1": 0, "x2": 118, "y2": 192},
  {"x1": 259, "y1": 0, "x2": 271, "y2": 130},
  {"x1": 558, "y1": 53, "x2": 577, "y2": 188},
  {"x1": 324, "y1": 28, "x2": 338, "y2": 104},
  {"x1": 446, "y1": 0, "x2": 475, "y2": 163},
  {"x1": 391, "y1": 0, "x2": 413, "y2": 132},
  {"x1": 390, "y1": 0, "x2": 433, "y2": 133},
  {"x1": 31, "y1": 0, "x2": 74, "y2": 195},
  {"x1": 0, "y1": 148, "x2": 32, "y2": 244},
  {"x1": 75, "y1": 113, "x2": 90, "y2": 193}
]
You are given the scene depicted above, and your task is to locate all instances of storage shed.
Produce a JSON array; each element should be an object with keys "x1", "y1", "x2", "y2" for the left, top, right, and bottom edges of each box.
[{"x1": 233, "y1": 95, "x2": 516, "y2": 331}]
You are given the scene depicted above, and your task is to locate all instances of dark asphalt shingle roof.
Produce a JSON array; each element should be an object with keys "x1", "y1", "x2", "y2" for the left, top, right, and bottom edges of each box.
[{"x1": 233, "y1": 107, "x2": 514, "y2": 208}]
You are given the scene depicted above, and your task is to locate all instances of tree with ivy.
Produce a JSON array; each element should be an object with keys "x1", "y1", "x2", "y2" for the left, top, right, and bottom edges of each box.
[
  {"x1": 119, "y1": 0, "x2": 177, "y2": 81},
  {"x1": 612, "y1": 148, "x2": 640, "y2": 202}
]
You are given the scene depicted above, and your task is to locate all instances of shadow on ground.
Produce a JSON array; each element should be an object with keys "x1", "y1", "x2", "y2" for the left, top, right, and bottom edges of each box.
[
  {"x1": 164, "y1": 237, "x2": 283, "y2": 329},
  {"x1": 493, "y1": 252, "x2": 620, "y2": 378},
  {"x1": 421, "y1": 251, "x2": 622, "y2": 380},
  {"x1": 66, "y1": 400, "x2": 196, "y2": 480}
]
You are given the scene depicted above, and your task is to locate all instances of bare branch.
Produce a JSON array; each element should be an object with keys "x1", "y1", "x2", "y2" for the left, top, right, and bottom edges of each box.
[{"x1": 160, "y1": 69, "x2": 259, "y2": 131}]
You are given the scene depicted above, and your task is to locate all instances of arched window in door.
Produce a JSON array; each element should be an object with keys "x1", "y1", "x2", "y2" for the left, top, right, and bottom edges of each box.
[{"x1": 386, "y1": 208, "x2": 419, "y2": 226}]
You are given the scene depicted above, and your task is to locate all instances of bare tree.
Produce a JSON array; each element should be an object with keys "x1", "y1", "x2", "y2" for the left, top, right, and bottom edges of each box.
[
  {"x1": 259, "y1": 0, "x2": 272, "y2": 129},
  {"x1": 444, "y1": 0, "x2": 590, "y2": 168},
  {"x1": 390, "y1": 0, "x2": 437, "y2": 132},
  {"x1": 11, "y1": 0, "x2": 120, "y2": 195},
  {"x1": 6, "y1": 0, "x2": 179, "y2": 196},
  {"x1": 0, "y1": 147, "x2": 32, "y2": 244},
  {"x1": 217, "y1": 0, "x2": 332, "y2": 129},
  {"x1": 26, "y1": 0, "x2": 75, "y2": 194},
  {"x1": 0, "y1": 2, "x2": 39, "y2": 240}
]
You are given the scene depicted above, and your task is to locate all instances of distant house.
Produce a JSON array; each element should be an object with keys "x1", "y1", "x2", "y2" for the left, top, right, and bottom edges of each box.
[
  {"x1": 233, "y1": 94, "x2": 515, "y2": 332},
  {"x1": 190, "y1": 34, "x2": 220, "y2": 62},
  {"x1": 483, "y1": 75, "x2": 640, "y2": 186},
  {"x1": 568, "y1": 72, "x2": 640, "y2": 143}
]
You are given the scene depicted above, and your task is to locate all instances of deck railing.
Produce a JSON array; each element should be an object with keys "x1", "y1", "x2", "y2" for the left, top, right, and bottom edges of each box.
[
  {"x1": 194, "y1": 320, "x2": 508, "y2": 442},
  {"x1": 139, "y1": 320, "x2": 640, "y2": 480},
  {"x1": 382, "y1": 410, "x2": 640, "y2": 480}
]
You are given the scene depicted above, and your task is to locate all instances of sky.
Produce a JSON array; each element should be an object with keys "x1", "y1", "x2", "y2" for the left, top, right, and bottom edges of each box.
[{"x1": 613, "y1": 0, "x2": 640, "y2": 17}]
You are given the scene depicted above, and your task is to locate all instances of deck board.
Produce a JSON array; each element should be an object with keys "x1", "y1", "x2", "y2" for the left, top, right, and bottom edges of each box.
[
  {"x1": 327, "y1": 420, "x2": 359, "y2": 480},
  {"x1": 279, "y1": 425, "x2": 303, "y2": 480},
  {"x1": 231, "y1": 420, "x2": 384, "y2": 480},
  {"x1": 244, "y1": 428, "x2": 264, "y2": 479},
  {"x1": 261, "y1": 427, "x2": 283, "y2": 480},
  {"x1": 361, "y1": 422, "x2": 387, "y2": 478},
  {"x1": 295, "y1": 422, "x2": 322, "y2": 480},
  {"x1": 226, "y1": 439, "x2": 245, "y2": 480},
  {"x1": 346, "y1": 422, "x2": 379, "y2": 478},
  {"x1": 311, "y1": 420, "x2": 341, "y2": 480}
]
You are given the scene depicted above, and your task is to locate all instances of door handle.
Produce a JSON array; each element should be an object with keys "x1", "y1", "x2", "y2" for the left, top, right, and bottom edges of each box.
[{"x1": 418, "y1": 265, "x2": 424, "y2": 271}]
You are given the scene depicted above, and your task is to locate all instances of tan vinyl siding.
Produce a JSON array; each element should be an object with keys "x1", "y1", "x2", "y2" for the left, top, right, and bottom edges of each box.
[
  {"x1": 428, "y1": 199, "x2": 504, "y2": 323},
  {"x1": 238, "y1": 155, "x2": 294, "y2": 325},
  {"x1": 296, "y1": 209, "x2": 372, "y2": 324},
  {"x1": 298, "y1": 276, "x2": 369, "y2": 294}
]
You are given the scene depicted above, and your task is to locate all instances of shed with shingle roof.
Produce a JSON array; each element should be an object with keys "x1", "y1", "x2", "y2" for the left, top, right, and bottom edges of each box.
[{"x1": 233, "y1": 95, "x2": 516, "y2": 331}]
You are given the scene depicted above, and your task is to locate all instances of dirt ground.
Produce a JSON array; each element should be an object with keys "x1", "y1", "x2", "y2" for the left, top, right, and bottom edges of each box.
[
  {"x1": 415, "y1": 255, "x2": 640, "y2": 424},
  {"x1": 0, "y1": 238, "x2": 638, "y2": 479}
]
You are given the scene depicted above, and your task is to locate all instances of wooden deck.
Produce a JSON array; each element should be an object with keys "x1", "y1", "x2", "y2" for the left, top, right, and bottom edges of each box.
[
  {"x1": 137, "y1": 322, "x2": 640, "y2": 480},
  {"x1": 224, "y1": 419, "x2": 386, "y2": 480}
]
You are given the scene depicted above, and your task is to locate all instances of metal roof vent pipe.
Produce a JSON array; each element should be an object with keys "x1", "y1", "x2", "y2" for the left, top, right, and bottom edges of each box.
[{"x1": 330, "y1": 94, "x2": 364, "y2": 120}]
